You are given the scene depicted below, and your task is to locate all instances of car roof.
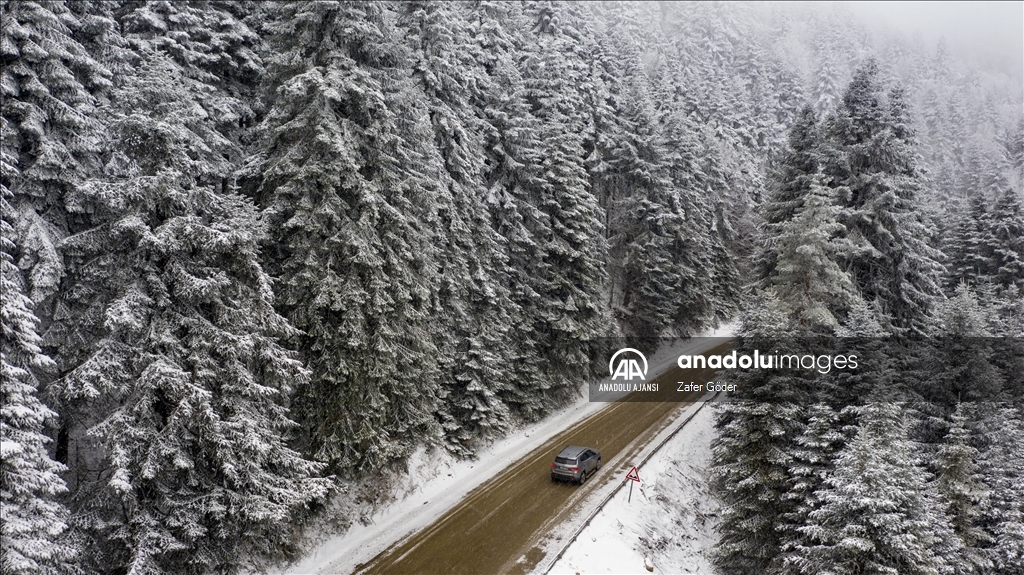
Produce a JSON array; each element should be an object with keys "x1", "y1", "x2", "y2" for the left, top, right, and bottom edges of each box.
[{"x1": 556, "y1": 445, "x2": 590, "y2": 458}]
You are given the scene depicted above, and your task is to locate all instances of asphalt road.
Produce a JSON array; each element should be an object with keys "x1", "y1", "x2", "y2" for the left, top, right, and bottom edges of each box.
[{"x1": 351, "y1": 343, "x2": 728, "y2": 575}]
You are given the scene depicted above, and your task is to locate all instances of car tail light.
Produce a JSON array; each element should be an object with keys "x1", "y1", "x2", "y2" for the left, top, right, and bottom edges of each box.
[
  {"x1": 569, "y1": 467, "x2": 579, "y2": 472},
  {"x1": 551, "y1": 463, "x2": 556, "y2": 468}
]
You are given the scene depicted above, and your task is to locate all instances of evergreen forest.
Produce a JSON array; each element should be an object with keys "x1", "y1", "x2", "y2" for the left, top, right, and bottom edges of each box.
[{"x1": 1, "y1": 1, "x2": 1021, "y2": 574}]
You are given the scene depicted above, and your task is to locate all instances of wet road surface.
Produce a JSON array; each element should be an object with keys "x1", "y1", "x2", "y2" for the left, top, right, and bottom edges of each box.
[{"x1": 352, "y1": 345, "x2": 728, "y2": 575}]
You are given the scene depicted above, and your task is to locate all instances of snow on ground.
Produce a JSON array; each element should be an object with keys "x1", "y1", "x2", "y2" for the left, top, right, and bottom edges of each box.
[
  {"x1": 547, "y1": 402, "x2": 721, "y2": 575},
  {"x1": 256, "y1": 322, "x2": 735, "y2": 575}
]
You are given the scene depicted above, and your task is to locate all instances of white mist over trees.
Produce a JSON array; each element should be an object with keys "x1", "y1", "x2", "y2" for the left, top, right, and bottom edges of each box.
[{"x1": 1, "y1": 1, "x2": 1021, "y2": 573}]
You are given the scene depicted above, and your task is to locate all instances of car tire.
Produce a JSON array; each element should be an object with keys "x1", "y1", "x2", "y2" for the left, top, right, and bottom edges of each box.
[{"x1": 579, "y1": 471, "x2": 587, "y2": 485}]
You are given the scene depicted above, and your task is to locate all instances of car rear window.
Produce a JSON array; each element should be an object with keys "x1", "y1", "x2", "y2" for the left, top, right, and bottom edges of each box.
[{"x1": 555, "y1": 457, "x2": 575, "y2": 465}]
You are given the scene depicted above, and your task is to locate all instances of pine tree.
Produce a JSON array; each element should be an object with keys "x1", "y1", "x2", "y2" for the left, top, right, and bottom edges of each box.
[
  {"x1": 712, "y1": 303, "x2": 812, "y2": 574},
  {"x1": 652, "y1": 64, "x2": 741, "y2": 324},
  {"x1": 775, "y1": 403, "x2": 845, "y2": 574},
  {"x1": 465, "y1": 0, "x2": 612, "y2": 417},
  {"x1": 932, "y1": 283, "x2": 996, "y2": 338},
  {"x1": 813, "y1": 54, "x2": 841, "y2": 115},
  {"x1": 975, "y1": 406, "x2": 1024, "y2": 574},
  {"x1": 117, "y1": 0, "x2": 264, "y2": 91},
  {"x1": 468, "y1": 0, "x2": 564, "y2": 420},
  {"x1": 944, "y1": 194, "x2": 995, "y2": 290},
  {"x1": 988, "y1": 283, "x2": 1024, "y2": 338},
  {"x1": 395, "y1": 0, "x2": 520, "y2": 449},
  {"x1": 756, "y1": 106, "x2": 821, "y2": 283},
  {"x1": 834, "y1": 298, "x2": 889, "y2": 338},
  {"x1": 588, "y1": 3, "x2": 662, "y2": 334},
  {"x1": 48, "y1": 45, "x2": 329, "y2": 574},
  {"x1": 255, "y1": 1, "x2": 444, "y2": 472},
  {"x1": 1, "y1": 184, "x2": 77, "y2": 575},
  {"x1": 795, "y1": 400, "x2": 957, "y2": 575},
  {"x1": 824, "y1": 61, "x2": 944, "y2": 334},
  {"x1": 987, "y1": 185, "x2": 1024, "y2": 292},
  {"x1": 756, "y1": 103, "x2": 865, "y2": 334},
  {"x1": 770, "y1": 173, "x2": 861, "y2": 334},
  {"x1": 517, "y1": 1, "x2": 611, "y2": 384},
  {"x1": 0, "y1": 0, "x2": 109, "y2": 304},
  {"x1": 936, "y1": 403, "x2": 993, "y2": 573},
  {"x1": 712, "y1": 396, "x2": 805, "y2": 574},
  {"x1": 916, "y1": 283, "x2": 1003, "y2": 407},
  {"x1": 651, "y1": 65, "x2": 736, "y2": 327},
  {"x1": 587, "y1": 5, "x2": 710, "y2": 340}
]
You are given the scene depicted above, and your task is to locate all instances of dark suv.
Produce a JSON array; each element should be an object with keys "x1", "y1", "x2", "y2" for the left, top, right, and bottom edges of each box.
[{"x1": 550, "y1": 445, "x2": 602, "y2": 484}]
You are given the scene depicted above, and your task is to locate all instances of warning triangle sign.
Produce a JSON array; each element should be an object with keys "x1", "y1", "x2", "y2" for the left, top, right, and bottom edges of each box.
[{"x1": 625, "y1": 466, "x2": 641, "y2": 482}]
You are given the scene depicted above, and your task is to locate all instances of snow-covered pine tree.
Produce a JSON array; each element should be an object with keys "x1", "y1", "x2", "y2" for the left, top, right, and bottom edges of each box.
[
  {"x1": 919, "y1": 87, "x2": 950, "y2": 172},
  {"x1": 834, "y1": 298, "x2": 889, "y2": 338},
  {"x1": 756, "y1": 106, "x2": 821, "y2": 284},
  {"x1": 796, "y1": 399, "x2": 959, "y2": 575},
  {"x1": 915, "y1": 283, "x2": 1003, "y2": 407},
  {"x1": 0, "y1": 0, "x2": 109, "y2": 305},
  {"x1": 395, "y1": 0, "x2": 520, "y2": 449},
  {"x1": 936, "y1": 403, "x2": 993, "y2": 573},
  {"x1": 468, "y1": 0, "x2": 565, "y2": 420},
  {"x1": 1003, "y1": 120, "x2": 1024, "y2": 193},
  {"x1": 657, "y1": 2, "x2": 780, "y2": 275},
  {"x1": 586, "y1": 2, "x2": 655, "y2": 327},
  {"x1": 712, "y1": 393, "x2": 806, "y2": 574},
  {"x1": 712, "y1": 299, "x2": 812, "y2": 574},
  {"x1": 776, "y1": 403, "x2": 844, "y2": 574},
  {"x1": 944, "y1": 194, "x2": 995, "y2": 290},
  {"x1": 49, "y1": 46, "x2": 329, "y2": 574},
  {"x1": 769, "y1": 173, "x2": 862, "y2": 333},
  {"x1": 513, "y1": 0, "x2": 611, "y2": 390},
  {"x1": 813, "y1": 54, "x2": 841, "y2": 116},
  {"x1": 758, "y1": 104, "x2": 867, "y2": 337},
  {"x1": 974, "y1": 406, "x2": 1024, "y2": 574},
  {"x1": 988, "y1": 283, "x2": 1024, "y2": 338},
  {"x1": 255, "y1": 1, "x2": 444, "y2": 472},
  {"x1": 108, "y1": 0, "x2": 265, "y2": 174},
  {"x1": 586, "y1": 3, "x2": 705, "y2": 340},
  {"x1": 117, "y1": 0, "x2": 263, "y2": 91},
  {"x1": 932, "y1": 283, "x2": 996, "y2": 338},
  {"x1": 651, "y1": 64, "x2": 741, "y2": 324},
  {"x1": 1, "y1": 182, "x2": 78, "y2": 575},
  {"x1": 824, "y1": 60, "x2": 944, "y2": 335},
  {"x1": 986, "y1": 184, "x2": 1024, "y2": 292}
]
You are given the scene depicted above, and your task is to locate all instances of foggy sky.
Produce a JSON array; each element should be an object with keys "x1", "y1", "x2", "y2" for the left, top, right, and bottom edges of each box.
[{"x1": 835, "y1": 1, "x2": 1023, "y2": 81}]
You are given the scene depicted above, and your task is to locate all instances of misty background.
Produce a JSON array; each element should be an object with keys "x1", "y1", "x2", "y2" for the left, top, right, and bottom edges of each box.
[{"x1": 835, "y1": 1, "x2": 1023, "y2": 80}]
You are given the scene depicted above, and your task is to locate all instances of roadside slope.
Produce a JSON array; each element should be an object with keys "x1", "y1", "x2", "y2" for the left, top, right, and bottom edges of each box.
[{"x1": 548, "y1": 401, "x2": 720, "y2": 574}]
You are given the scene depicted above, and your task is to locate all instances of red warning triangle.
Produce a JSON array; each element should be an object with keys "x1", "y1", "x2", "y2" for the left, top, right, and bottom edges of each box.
[{"x1": 625, "y1": 466, "x2": 641, "y2": 482}]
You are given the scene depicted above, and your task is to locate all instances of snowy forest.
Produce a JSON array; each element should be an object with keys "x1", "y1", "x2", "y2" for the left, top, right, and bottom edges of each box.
[{"x1": 1, "y1": 1, "x2": 1022, "y2": 574}]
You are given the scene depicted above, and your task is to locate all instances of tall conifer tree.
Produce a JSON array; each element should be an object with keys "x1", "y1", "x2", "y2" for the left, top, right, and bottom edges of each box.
[
  {"x1": 823, "y1": 61, "x2": 943, "y2": 334},
  {"x1": 51, "y1": 46, "x2": 329, "y2": 574},
  {"x1": 255, "y1": 1, "x2": 445, "y2": 472},
  {"x1": 396, "y1": 0, "x2": 520, "y2": 448},
  {"x1": 517, "y1": 1, "x2": 611, "y2": 384},
  {"x1": 796, "y1": 400, "x2": 958, "y2": 575},
  {"x1": 1, "y1": 186, "x2": 77, "y2": 575}
]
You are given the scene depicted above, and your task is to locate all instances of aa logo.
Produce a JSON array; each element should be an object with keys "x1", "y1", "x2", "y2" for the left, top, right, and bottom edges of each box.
[{"x1": 609, "y1": 348, "x2": 648, "y2": 381}]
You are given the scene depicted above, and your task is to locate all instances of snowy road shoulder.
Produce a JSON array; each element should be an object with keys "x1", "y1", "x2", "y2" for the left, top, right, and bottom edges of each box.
[{"x1": 546, "y1": 402, "x2": 721, "y2": 575}]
